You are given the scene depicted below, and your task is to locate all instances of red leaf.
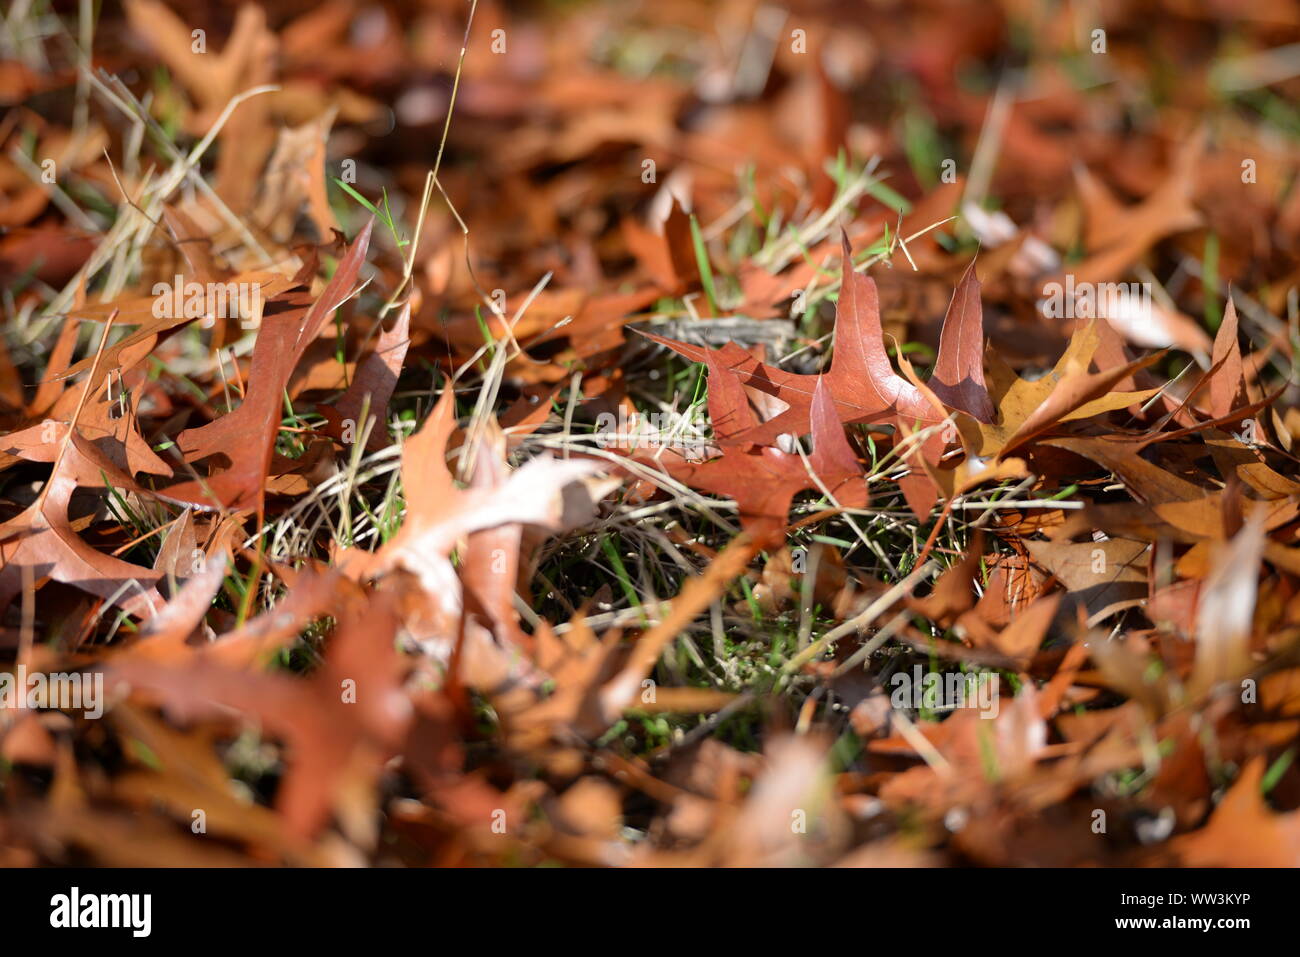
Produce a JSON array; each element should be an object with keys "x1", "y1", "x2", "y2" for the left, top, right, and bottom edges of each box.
[
  {"x1": 928, "y1": 261, "x2": 995, "y2": 422},
  {"x1": 642, "y1": 232, "x2": 992, "y2": 447},
  {"x1": 159, "y1": 217, "x2": 375, "y2": 512}
]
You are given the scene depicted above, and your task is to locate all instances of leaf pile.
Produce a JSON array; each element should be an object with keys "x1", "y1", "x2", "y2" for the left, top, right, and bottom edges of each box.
[{"x1": 1, "y1": 0, "x2": 1300, "y2": 867}]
